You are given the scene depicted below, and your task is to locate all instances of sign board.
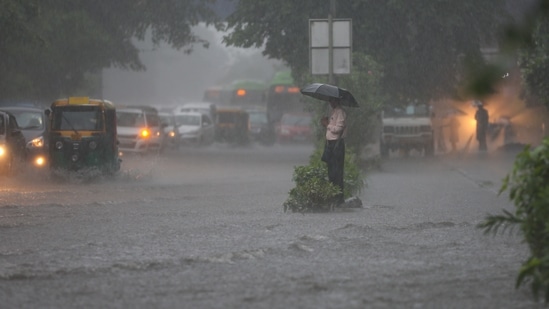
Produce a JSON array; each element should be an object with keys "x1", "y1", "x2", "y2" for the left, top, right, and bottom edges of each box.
[{"x1": 309, "y1": 19, "x2": 352, "y2": 75}]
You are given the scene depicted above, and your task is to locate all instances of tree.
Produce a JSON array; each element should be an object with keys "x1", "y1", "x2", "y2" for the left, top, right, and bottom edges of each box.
[
  {"x1": 514, "y1": 1, "x2": 549, "y2": 108},
  {"x1": 0, "y1": 0, "x2": 222, "y2": 102},
  {"x1": 224, "y1": 0, "x2": 508, "y2": 104}
]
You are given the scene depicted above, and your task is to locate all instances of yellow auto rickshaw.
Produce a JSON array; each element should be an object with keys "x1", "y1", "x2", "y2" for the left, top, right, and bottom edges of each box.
[
  {"x1": 47, "y1": 97, "x2": 120, "y2": 173},
  {"x1": 215, "y1": 107, "x2": 250, "y2": 145}
]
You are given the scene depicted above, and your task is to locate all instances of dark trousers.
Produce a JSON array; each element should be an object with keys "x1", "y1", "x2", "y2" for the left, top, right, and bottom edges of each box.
[
  {"x1": 477, "y1": 129, "x2": 487, "y2": 151},
  {"x1": 326, "y1": 139, "x2": 345, "y2": 203}
]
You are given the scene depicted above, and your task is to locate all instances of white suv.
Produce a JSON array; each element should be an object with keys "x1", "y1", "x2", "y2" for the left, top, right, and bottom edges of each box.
[{"x1": 116, "y1": 106, "x2": 164, "y2": 154}]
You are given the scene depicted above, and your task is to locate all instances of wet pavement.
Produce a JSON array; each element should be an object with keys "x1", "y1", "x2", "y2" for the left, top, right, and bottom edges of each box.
[{"x1": 0, "y1": 144, "x2": 543, "y2": 308}]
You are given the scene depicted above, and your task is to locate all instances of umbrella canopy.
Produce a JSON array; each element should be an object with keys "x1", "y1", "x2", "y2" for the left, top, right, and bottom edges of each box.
[{"x1": 300, "y1": 83, "x2": 358, "y2": 107}]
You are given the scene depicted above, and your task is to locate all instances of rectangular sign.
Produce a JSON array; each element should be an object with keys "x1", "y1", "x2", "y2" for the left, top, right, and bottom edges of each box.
[{"x1": 309, "y1": 19, "x2": 352, "y2": 75}]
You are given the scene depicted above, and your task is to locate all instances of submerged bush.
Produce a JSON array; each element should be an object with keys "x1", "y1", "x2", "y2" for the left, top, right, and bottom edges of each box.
[
  {"x1": 478, "y1": 139, "x2": 549, "y2": 302},
  {"x1": 283, "y1": 146, "x2": 365, "y2": 213}
]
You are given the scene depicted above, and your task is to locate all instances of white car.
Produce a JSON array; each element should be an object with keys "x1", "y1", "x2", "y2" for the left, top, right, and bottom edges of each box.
[
  {"x1": 159, "y1": 112, "x2": 179, "y2": 149},
  {"x1": 174, "y1": 102, "x2": 217, "y2": 122},
  {"x1": 174, "y1": 112, "x2": 215, "y2": 146},
  {"x1": 116, "y1": 106, "x2": 164, "y2": 154}
]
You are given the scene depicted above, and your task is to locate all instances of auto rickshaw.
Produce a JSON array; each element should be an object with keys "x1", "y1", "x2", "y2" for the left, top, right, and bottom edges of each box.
[
  {"x1": 47, "y1": 97, "x2": 120, "y2": 173},
  {"x1": 215, "y1": 107, "x2": 250, "y2": 145}
]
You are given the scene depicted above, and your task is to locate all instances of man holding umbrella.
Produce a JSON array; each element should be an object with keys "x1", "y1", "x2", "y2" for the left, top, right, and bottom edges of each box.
[
  {"x1": 321, "y1": 98, "x2": 347, "y2": 205},
  {"x1": 301, "y1": 83, "x2": 358, "y2": 206}
]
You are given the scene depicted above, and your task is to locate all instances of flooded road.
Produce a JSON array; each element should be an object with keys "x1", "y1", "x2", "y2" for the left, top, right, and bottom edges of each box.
[{"x1": 0, "y1": 144, "x2": 541, "y2": 308}]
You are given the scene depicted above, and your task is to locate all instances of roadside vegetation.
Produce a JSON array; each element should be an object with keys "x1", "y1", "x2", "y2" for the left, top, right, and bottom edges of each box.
[{"x1": 477, "y1": 0, "x2": 549, "y2": 303}]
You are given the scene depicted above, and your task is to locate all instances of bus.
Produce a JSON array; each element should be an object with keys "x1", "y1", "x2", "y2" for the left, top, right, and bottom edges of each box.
[
  {"x1": 265, "y1": 70, "x2": 304, "y2": 123},
  {"x1": 203, "y1": 79, "x2": 267, "y2": 108}
]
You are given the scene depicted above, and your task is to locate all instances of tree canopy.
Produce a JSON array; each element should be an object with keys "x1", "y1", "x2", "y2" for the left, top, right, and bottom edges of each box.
[
  {"x1": 224, "y1": 0, "x2": 509, "y2": 104},
  {"x1": 0, "y1": 0, "x2": 222, "y2": 102}
]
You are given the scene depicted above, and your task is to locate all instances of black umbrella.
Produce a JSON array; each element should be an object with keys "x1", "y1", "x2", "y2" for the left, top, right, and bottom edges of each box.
[{"x1": 300, "y1": 83, "x2": 359, "y2": 107}]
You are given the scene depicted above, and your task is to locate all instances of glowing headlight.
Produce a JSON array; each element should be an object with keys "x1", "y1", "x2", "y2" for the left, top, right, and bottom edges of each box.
[
  {"x1": 55, "y1": 141, "x2": 63, "y2": 150},
  {"x1": 29, "y1": 136, "x2": 44, "y2": 148},
  {"x1": 169, "y1": 131, "x2": 175, "y2": 137},
  {"x1": 0, "y1": 145, "x2": 5, "y2": 156},
  {"x1": 89, "y1": 141, "x2": 97, "y2": 150},
  {"x1": 140, "y1": 129, "x2": 150, "y2": 138},
  {"x1": 35, "y1": 156, "x2": 45, "y2": 166}
]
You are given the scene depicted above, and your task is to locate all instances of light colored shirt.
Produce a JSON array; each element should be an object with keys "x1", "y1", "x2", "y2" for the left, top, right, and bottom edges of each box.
[{"x1": 326, "y1": 106, "x2": 346, "y2": 140}]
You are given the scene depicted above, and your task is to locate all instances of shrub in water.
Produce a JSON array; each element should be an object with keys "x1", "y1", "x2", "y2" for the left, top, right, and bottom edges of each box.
[
  {"x1": 479, "y1": 139, "x2": 549, "y2": 302},
  {"x1": 283, "y1": 146, "x2": 365, "y2": 213}
]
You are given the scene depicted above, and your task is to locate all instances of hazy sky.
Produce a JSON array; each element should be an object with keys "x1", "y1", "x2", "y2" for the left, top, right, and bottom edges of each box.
[{"x1": 102, "y1": 24, "x2": 282, "y2": 107}]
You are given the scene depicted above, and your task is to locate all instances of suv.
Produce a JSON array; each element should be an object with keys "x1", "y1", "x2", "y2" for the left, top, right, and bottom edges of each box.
[
  {"x1": 380, "y1": 104, "x2": 434, "y2": 157},
  {"x1": 116, "y1": 106, "x2": 164, "y2": 154}
]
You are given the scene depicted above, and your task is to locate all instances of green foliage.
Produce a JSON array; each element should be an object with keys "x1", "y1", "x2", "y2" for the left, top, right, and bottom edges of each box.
[
  {"x1": 283, "y1": 146, "x2": 365, "y2": 213},
  {"x1": 0, "y1": 0, "x2": 222, "y2": 101},
  {"x1": 225, "y1": 0, "x2": 507, "y2": 103},
  {"x1": 519, "y1": 16, "x2": 549, "y2": 107},
  {"x1": 478, "y1": 138, "x2": 549, "y2": 302}
]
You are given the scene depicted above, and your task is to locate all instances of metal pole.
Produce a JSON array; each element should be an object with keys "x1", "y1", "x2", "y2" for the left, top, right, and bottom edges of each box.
[{"x1": 328, "y1": 0, "x2": 335, "y2": 84}]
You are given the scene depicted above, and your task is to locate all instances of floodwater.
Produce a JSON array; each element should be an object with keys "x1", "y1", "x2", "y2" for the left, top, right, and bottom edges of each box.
[{"x1": 0, "y1": 143, "x2": 542, "y2": 308}]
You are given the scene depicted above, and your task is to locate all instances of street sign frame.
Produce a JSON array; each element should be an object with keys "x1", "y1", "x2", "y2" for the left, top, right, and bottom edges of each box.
[{"x1": 309, "y1": 18, "x2": 352, "y2": 76}]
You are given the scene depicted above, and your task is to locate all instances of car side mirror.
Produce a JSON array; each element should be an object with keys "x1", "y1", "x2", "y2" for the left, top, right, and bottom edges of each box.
[{"x1": 45, "y1": 109, "x2": 51, "y2": 116}]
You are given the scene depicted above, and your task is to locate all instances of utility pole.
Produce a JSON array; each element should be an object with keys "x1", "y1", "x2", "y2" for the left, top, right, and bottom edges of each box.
[{"x1": 328, "y1": 0, "x2": 336, "y2": 85}]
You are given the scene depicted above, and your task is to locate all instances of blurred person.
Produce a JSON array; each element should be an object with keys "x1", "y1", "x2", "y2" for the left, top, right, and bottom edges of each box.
[
  {"x1": 475, "y1": 101, "x2": 489, "y2": 152},
  {"x1": 448, "y1": 114, "x2": 461, "y2": 153},
  {"x1": 321, "y1": 98, "x2": 347, "y2": 205}
]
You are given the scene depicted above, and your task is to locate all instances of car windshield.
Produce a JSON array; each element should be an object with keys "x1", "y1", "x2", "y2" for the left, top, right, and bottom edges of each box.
[
  {"x1": 175, "y1": 114, "x2": 200, "y2": 126},
  {"x1": 281, "y1": 114, "x2": 311, "y2": 126},
  {"x1": 249, "y1": 112, "x2": 268, "y2": 124},
  {"x1": 117, "y1": 111, "x2": 145, "y2": 127},
  {"x1": 9, "y1": 111, "x2": 44, "y2": 130},
  {"x1": 384, "y1": 105, "x2": 429, "y2": 118},
  {"x1": 159, "y1": 115, "x2": 174, "y2": 126},
  {"x1": 52, "y1": 106, "x2": 103, "y2": 131}
]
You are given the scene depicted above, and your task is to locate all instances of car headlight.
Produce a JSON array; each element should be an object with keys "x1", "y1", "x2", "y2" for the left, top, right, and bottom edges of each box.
[
  {"x1": 0, "y1": 145, "x2": 5, "y2": 157},
  {"x1": 34, "y1": 156, "x2": 46, "y2": 167},
  {"x1": 28, "y1": 136, "x2": 44, "y2": 148},
  {"x1": 140, "y1": 128, "x2": 150, "y2": 139},
  {"x1": 169, "y1": 131, "x2": 175, "y2": 137}
]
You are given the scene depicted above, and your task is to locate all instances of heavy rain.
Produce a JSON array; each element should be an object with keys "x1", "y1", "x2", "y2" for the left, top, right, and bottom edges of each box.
[{"x1": 1, "y1": 1, "x2": 548, "y2": 308}]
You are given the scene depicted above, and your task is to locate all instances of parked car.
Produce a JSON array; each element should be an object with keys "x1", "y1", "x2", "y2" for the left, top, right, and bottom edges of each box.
[
  {"x1": 0, "y1": 111, "x2": 27, "y2": 175},
  {"x1": 276, "y1": 112, "x2": 313, "y2": 144},
  {"x1": 0, "y1": 106, "x2": 48, "y2": 168},
  {"x1": 246, "y1": 109, "x2": 275, "y2": 146},
  {"x1": 174, "y1": 111, "x2": 215, "y2": 146},
  {"x1": 116, "y1": 106, "x2": 164, "y2": 154}
]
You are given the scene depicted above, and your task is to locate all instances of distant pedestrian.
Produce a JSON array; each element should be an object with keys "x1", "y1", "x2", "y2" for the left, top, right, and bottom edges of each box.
[
  {"x1": 321, "y1": 98, "x2": 346, "y2": 205},
  {"x1": 448, "y1": 114, "x2": 461, "y2": 153},
  {"x1": 474, "y1": 102, "x2": 489, "y2": 152}
]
